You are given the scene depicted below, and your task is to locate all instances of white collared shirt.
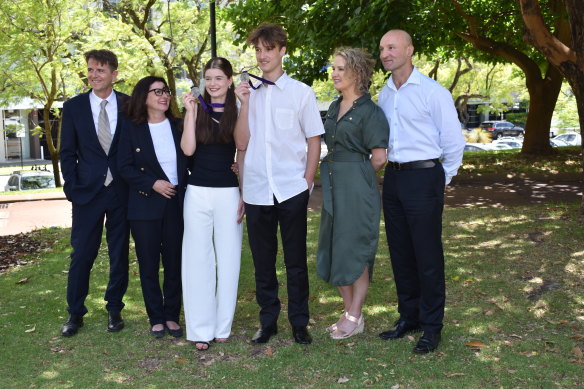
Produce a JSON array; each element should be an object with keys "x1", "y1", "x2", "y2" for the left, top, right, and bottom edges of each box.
[
  {"x1": 89, "y1": 90, "x2": 118, "y2": 135},
  {"x1": 148, "y1": 119, "x2": 178, "y2": 185},
  {"x1": 378, "y1": 67, "x2": 465, "y2": 184},
  {"x1": 243, "y1": 72, "x2": 324, "y2": 205}
]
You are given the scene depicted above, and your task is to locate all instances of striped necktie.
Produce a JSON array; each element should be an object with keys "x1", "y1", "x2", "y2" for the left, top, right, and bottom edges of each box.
[{"x1": 97, "y1": 100, "x2": 113, "y2": 186}]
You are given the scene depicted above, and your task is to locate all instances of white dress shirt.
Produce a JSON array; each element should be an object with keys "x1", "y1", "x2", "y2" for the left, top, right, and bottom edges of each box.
[
  {"x1": 89, "y1": 90, "x2": 118, "y2": 135},
  {"x1": 378, "y1": 67, "x2": 465, "y2": 184},
  {"x1": 148, "y1": 119, "x2": 178, "y2": 185},
  {"x1": 243, "y1": 73, "x2": 324, "y2": 205}
]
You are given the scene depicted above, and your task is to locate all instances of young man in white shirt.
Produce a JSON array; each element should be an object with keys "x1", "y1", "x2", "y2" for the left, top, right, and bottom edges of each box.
[
  {"x1": 377, "y1": 30, "x2": 465, "y2": 354},
  {"x1": 234, "y1": 23, "x2": 324, "y2": 345}
]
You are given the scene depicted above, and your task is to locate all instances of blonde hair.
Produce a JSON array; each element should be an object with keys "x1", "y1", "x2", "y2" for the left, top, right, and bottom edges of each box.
[{"x1": 334, "y1": 47, "x2": 375, "y2": 94}]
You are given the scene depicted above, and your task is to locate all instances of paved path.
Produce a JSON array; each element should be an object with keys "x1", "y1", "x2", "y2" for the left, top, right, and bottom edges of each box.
[{"x1": 0, "y1": 176, "x2": 582, "y2": 236}]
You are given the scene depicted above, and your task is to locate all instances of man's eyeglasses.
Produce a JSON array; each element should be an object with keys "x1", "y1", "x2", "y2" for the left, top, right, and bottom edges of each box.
[{"x1": 148, "y1": 88, "x2": 172, "y2": 96}]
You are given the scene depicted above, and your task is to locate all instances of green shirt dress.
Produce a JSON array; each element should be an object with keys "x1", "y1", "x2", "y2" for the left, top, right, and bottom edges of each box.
[{"x1": 317, "y1": 94, "x2": 389, "y2": 286}]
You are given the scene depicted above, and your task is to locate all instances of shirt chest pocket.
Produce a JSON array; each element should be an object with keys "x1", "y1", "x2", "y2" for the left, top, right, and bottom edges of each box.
[{"x1": 275, "y1": 108, "x2": 295, "y2": 131}]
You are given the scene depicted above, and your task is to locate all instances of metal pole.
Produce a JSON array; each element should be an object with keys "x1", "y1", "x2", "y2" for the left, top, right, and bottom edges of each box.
[
  {"x1": 19, "y1": 137, "x2": 23, "y2": 169},
  {"x1": 210, "y1": 0, "x2": 217, "y2": 57}
]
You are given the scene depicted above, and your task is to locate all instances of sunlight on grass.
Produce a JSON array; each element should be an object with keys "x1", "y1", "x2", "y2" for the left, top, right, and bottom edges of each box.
[{"x1": 40, "y1": 370, "x2": 59, "y2": 379}]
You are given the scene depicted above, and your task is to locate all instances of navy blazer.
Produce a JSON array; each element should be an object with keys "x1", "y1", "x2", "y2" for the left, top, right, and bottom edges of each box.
[
  {"x1": 60, "y1": 90, "x2": 129, "y2": 205},
  {"x1": 117, "y1": 118, "x2": 188, "y2": 221}
]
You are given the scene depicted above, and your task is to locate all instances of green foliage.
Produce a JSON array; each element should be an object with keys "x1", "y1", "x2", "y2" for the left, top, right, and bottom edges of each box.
[
  {"x1": 506, "y1": 112, "x2": 528, "y2": 127},
  {"x1": 552, "y1": 83, "x2": 580, "y2": 130}
]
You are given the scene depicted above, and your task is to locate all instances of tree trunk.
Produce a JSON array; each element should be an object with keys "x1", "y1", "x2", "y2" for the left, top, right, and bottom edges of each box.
[
  {"x1": 521, "y1": 64, "x2": 563, "y2": 155},
  {"x1": 565, "y1": 75, "x2": 584, "y2": 221},
  {"x1": 42, "y1": 106, "x2": 62, "y2": 187}
]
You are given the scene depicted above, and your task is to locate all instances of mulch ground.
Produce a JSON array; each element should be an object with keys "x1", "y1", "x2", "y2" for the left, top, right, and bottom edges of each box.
[{"x1": 0, "y1": 232, "x2": 52, "y2": 274}]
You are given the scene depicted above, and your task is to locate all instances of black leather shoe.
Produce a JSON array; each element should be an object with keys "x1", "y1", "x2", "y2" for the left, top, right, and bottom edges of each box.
[
  {"x1": 167, "y1": 326, "x2": 183, "y2": 338},
  {"x1": 251, "y1": 324, "x2": 277, "y2": 344},
  {"x1": 413, "y1": 332, "x2": 441, "y2": 354},
  {"x1": 151, "y1": 326, "x2": 165, "y2": 338},
  {"x1": 292, "y1": 326, "x2": 312, "y2": 345},
  {"x1": 379, "y1": 319, "x2": 421, "y2": 340},
  {"x1": 107, "y1": 311, "x2": 124, "y2": 332},
  {"x1": 61, "y1": 315, "x2": 83, "y2": 337}
]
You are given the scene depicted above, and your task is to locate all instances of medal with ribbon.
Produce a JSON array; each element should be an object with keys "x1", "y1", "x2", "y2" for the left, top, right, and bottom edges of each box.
[
  {"x1": 190, "y1": 86, "x2": 225, "y2": 115},
  {"x1": 240, "y1": 71, "x2": 275, "y2": 90}
]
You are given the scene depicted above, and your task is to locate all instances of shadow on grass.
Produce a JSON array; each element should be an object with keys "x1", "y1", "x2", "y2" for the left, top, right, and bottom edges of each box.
[{"x1": 0, "y1": 204, "x2": 583, "y2": 388}]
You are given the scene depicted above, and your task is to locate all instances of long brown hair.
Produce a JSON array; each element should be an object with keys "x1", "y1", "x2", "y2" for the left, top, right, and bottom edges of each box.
[{"x1": 196, "y1": 57, "x2": 237, "y2": 144}]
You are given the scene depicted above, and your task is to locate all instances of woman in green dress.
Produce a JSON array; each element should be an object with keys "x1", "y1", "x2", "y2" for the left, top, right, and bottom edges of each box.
[{"x1": 317, "y1": 48, "x2": 389, "y2": 340}]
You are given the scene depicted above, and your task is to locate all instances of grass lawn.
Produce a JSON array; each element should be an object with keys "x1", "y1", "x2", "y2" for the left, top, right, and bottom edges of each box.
[{"x1": 1, "y1": 202, "x2": 583, "y2": 388}]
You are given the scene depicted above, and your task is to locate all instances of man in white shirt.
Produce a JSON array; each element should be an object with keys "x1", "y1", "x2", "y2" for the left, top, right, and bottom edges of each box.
[
  {"x1": 377, "y1": 30, "x2": 465, "y2": 354},
  {"x1": 235, "y1": 23, "x2": 324, "y2": 345}
]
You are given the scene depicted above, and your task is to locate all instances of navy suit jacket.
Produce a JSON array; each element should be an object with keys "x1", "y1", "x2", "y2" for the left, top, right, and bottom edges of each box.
[
  {"x1": 60, "y1": 90, "x2": 129, "y2": 205},
  {"x1": 117, "y1": 118, "x2": 188, "y2": 221}
]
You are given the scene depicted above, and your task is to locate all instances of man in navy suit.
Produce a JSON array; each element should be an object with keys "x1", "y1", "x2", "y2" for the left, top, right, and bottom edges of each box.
[{"x1": 59, "y1": 49, "x2": 130, "y2": 337}]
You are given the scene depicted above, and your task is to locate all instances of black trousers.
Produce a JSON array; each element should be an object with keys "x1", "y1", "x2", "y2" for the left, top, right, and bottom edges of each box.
[
  {"x1": 67, "y1": 186, "x2": 130, "y2": 316},
  {"x1": 130, "y1": 197, "x2": 183, "y2": 326},
  {"x1": 245, "y1": 190, "x2": 310, "y2": 328},
  {"x1": 382, "y1": 163, "x2": 445, "y2": 333}
]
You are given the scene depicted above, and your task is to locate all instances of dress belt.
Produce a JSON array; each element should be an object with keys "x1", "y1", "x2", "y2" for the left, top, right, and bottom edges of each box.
[
  {"x1": 323, "y1": 151, "x2": 368, "y2": 162},
  {"x1": 386, "y1": 159, "x2": 438, "y2": 170}
]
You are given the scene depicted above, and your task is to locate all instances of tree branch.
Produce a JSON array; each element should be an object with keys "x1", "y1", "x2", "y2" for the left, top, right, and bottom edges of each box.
[{"x1": 518, "y1": 0, "x2": 576, "y2": 67}]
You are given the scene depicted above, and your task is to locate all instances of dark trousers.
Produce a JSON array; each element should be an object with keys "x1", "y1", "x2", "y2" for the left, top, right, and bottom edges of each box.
[
  {"x1": 382, "y1": 163, "x2": 445, "y2": 333},
  {"x1": 67, "y1": 186, "x2": 130, "y2": 316},
  {"x1": 245, "y1": 190, "x2": 310, "y2": 328},
  {"x1": 130, "y1": 197, "x2": 183, "y2": 326}
]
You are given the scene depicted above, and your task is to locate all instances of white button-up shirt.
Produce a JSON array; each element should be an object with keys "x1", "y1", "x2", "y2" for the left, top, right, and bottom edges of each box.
[
  {"x1": 243, "y1": 73, "x2": 324, "y2": 205},
  {"x1": 89, "y1": 90, "x2": 118, "y2": 136},
  {"x1": 378, "y1": 67, "x2": 465, "y2": 184}
]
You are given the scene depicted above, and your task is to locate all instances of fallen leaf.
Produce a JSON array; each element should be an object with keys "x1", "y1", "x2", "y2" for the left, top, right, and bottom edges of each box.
[
  {"x1": 265, "y1": 347, "x2": 274, "y2": 356},
  {"x1": 465, "y1": 341, "x2": 489, "y2": 349},
  {"x1": 508, "y1": 370, "x2": 517, "y2": 374},
  {"x1": 24, "y1": 326, "x2": 36, "y2": 333},
  {"x1": 571, "y1": 334, "x2": 584, "y2": 340},
  {"x1": 484, "y1": 310, "x2": 494, "y2": 316},
  {"x1": 337, "y1": 377, "x2": 349, "y2": 383},
  {"x1": 451, "y1": 276, "x2": 460, "y2": 281},
  {"x1": 365, "y1": 358, "x2": 377, "y2": 361},
  {"x1": 445, "y1": 373, "x2": 465, "y2": 377},
  {"x1": 407, "y1": 335, "x2": 415, "y2": 341},
  {"x1": 391, "y1": 384, "x2": 400, "y2": 389},
  {"x1": 203, "y1": 359, "x2": 215, "y2": 366},
  {"x1": 176, "y1": 358, "x2": 186, "y2": 364},
  {"x1": 509, "y1": 334, "x2": 523, "y2": 339},
  {"x1": 16, "y1": 277, "x2": 32, "y2": 285},
  {"x1": 572, "y1": 345, "x2": 584, "y2": 359},
  {"x1": 488, "y1": 324, "x2": 501, "y2": 333}
]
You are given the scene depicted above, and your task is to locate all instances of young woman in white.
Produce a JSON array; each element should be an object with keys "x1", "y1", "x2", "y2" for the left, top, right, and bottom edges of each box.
[{"x1": 181, "y1": 57, "x2": 245, "y2": 351}]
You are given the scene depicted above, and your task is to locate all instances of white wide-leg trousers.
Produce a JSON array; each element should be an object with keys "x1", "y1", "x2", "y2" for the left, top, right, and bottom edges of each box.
[{"x1": 182, "y1": 185, "x2": 243, "y2": 342}]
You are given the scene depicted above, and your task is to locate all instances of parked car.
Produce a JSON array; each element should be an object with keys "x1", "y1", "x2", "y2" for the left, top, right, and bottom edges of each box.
[
  {"x1": 492, "y1": 137, "x2": 523, "y2": 149},
  {"x1": 480, "y1": 121, "x2": 524, "y2": 139},
  {"x1": 553, "y1": 132, "x2": 581, "y2": 146},
  {"x1": 489, "y1": 143, "x2": 513, "y2": 150},
  {"x1": 464, "y1": 143, "x2": 492, "y2": 152},
  {"x1": 4, "y1": 170, "x2": 56, "y2": 191},
  {"x1": 550, "y1": 138, "x2": 569, "y2": 147}
]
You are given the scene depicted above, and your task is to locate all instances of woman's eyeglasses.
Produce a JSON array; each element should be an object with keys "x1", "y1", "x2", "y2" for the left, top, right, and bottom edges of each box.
[{"x1": 148, "y1": 88, "x2": 172, "y2": 96}]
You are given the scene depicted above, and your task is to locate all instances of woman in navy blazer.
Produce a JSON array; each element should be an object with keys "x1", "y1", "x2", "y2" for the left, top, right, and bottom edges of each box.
[{"x1": 118, "y1": 76, "x2": 188, "y2": 338}]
